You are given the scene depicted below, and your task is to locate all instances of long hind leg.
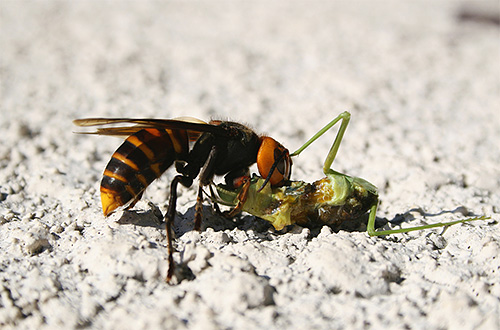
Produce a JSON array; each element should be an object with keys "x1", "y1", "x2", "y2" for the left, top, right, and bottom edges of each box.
[
  {"x1": 365, "y1": 201, "x2": 489, "y2": 236},
  {"x1": 290, "y1": 111, "x2": 350, "y2": 175},
  {"x1": 165, "y1": 175, "x2": 192, "y2": 283}
]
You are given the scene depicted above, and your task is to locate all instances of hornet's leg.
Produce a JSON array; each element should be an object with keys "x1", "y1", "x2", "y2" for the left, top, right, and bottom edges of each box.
[
  {"x1": 124, "y1": 191, "x2": 144, "y2": 211},
  {"x1": 220, "y1": 168, "x2": 252, "y2": 217},
  {"x1": 194, "y1": 146, "x2": 218, "y2": 231},
  {"x1": 225, "y1": 177, "x2": 252, "y2": 217},
  {"x1": 194, "y1": 185, "x2": 204, "y2": 231},
  {"x1": 208, "y1": 184, "x2": 222, "y2": 214},
  {"x1": 165, "y1": 175, "x2": 193, "y2": 283}
]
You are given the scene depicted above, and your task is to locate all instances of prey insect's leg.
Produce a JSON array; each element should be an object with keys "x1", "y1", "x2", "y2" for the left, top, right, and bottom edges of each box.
[
  {"x1": 365, "y1": 201, "x2": 490, "y2": 236},
  {"x1": 291, "y1": 111, "x2": 350, "y2": 175},
  {"x1": 165, "y1": 175, "x2": 193, "y2": 283}
]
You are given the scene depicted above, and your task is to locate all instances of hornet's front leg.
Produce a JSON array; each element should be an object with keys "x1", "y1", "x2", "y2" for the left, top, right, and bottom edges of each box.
[
  {"x1": 219, "y1": 168, "x2": 252, "y2": 218},
  {"x1": 225, "y1": 177, "x2": 252, "y2": 217}
]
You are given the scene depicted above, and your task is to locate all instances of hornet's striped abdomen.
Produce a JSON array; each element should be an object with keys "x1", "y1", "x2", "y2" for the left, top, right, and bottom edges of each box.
[{"x1": 100, "y1": 128, "x2": 189, "y2": 216}]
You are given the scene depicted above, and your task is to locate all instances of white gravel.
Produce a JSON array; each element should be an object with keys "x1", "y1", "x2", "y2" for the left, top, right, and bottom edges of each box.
[{"x1": 1, "y1": 2, "x2": 499, "y2": 329}]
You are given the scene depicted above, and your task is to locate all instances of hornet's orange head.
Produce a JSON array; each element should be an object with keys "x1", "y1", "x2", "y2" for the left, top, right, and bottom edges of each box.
[{"x1": 257, "y1": 137, "x2": 292, "y2": 187}]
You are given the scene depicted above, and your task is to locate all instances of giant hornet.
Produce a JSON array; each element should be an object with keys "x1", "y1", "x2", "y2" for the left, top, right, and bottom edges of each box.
[{"x1": 73, "y1": 117, "x2": 292, "y2": 282}]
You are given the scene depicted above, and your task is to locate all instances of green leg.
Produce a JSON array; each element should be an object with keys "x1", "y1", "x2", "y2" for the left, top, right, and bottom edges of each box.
[
  {"x1": 291, "y1": 112, "x2": 490, "y2": 235},
  {"x1": 366, "y1": 201, "x2": 489, "y2": 236},
  {"x1": 291, "y1": 111, "x2": 351, "y2": 175}
]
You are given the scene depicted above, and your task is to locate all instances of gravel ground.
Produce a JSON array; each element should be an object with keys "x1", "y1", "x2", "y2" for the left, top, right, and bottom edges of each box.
[{"x1": 1, "y1": 2, "x2": 499, "y2": 329}]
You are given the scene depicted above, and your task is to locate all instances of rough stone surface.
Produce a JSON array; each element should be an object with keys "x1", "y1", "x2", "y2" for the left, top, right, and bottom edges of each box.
[{"x1": 1, "y1": 2, "x2": 499, "y2": 329}]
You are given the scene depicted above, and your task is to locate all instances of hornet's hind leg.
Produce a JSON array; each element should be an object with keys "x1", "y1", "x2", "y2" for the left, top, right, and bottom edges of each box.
[
  {"x1": 165, "y1": 175, "x2": 193, "y2": 283},
  {"x1": 165, "y1": 146, "x2": 219, "y2": 283}
]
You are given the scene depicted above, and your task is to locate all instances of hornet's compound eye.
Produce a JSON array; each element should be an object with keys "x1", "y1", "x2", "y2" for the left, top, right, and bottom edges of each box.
[{"x1": 257, "y1": 137, "x2": 292, "y2": 186}]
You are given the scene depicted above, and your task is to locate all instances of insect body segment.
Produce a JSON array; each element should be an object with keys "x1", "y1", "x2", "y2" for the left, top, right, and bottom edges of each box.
[
  {"x1": 101, "y1": 128, "x2": 189, "y2": 216},
  {"x1": 257, "y1": 137, "x2": 292, "y2": 187}
]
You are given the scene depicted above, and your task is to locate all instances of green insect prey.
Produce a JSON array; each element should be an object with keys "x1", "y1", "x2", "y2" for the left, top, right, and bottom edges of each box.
[{"x1": 214, "y1": 112, "x2": 488, "y2": 235}]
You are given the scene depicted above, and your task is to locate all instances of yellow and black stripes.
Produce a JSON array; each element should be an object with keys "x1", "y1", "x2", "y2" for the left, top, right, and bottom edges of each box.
[{"x1": 100, "y1": 128, "x2": 189, "y2": 215}]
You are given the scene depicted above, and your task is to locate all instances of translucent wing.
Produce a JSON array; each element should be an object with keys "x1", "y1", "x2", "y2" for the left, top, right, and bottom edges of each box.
[{"x1": 73, "y1": 117, "x2": 224, "y2": 140}]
